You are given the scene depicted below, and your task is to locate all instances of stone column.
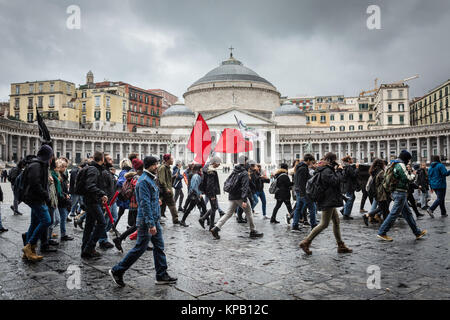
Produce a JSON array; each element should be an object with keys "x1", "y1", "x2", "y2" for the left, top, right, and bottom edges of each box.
[
  {"x1": 26, "y1": 137, "x2": 31, "y2": 156},
  {"x1": 357, "y1": 141, "x2": 361, "y2": 162},
  {"x1": 63, "y1": 140, "x2": 67, "y2": 158},
  {"x1": 260, "y1": 138, "x2": 266, "y2": 164},
  {"x1": 347, "y1": 142, "x2": 351, "y2": 157},
  {"x1": 447, "y1": 135, "x2": 450, "y2": 162},
  {"x1": 396, "y1": 139, "x2": 400, "y2": 157},
  {"x1": 9, "y1": 134, "x2": 13, "y2": 161},
  {"x1": 81, "y1": 141, "x2": 85, "y2": 159},
  {"x1": 338, "y1": 142, "x2": 342, "y2": 159},
  {"x1": 387, "y1": 140, "x2": 391, "y2": 160},
  {"x1": 119, "y1": 143, "x2": 123, "y2": 160},
  {"x1": 328, "y1": 142, "x2": 332, "y2": 155},
  {"x1": 271, "y1": 130, "x2": 276, "y2": 165},
  {"x1": 290, "y1": 143, "x2": 294, "y2": 162},
  {"x1": 406, "y1": 138, "x2": 410, "y2": 153},
  {"x1": 377, "y1": 140, "x2": 381, "y2": 159},
  {"x1": 427, "y1": 137, "x2": 431, "y2": 163},
  {"x1": 417, "y1": 138, "x2": 421, "y2": 161},
  {"x1": 72, "y1": 141, "x2": 76, "y2": 163},
  {"x1": 139, "y1": 144, "x2": 142, "y2": 159},
  {"x1": 17, "y1": 135, "x2": 22, "y2": 159},
  {"x1": 35, "y1": 137, "x2": 40, "y2": 154},
  {"x1": 437, "y1": 136, "x2": 441, "y2": 158}
]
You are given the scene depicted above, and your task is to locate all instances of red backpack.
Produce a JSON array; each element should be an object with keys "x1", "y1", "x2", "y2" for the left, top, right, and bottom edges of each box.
[{"x1": 119, "y1": 177, "x2": 135, "y2": 201}]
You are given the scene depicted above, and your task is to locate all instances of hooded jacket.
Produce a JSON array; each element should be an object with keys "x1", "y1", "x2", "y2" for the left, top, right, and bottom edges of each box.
[
  {"x1": 228, "y1": 164, "x2": 250, "y2": 201},
  {"x1": 24, "y1": 157, "x2": 50, "y2": 206},
  {"x1": 391, "y1": 159, "x2": 415, "y2": 192},
  {"x1": 274, "y1": 168, "x2": 293, "y2": 201},
  {"x1": 294, "y1": 162, "x2": 310, "y2": 197},
  {"x1": 83, "y1": 161, "x2": 107, "y2": 204},
  {"x1": 204, "y1": 165, "x2": 221, "y2": 198},
  {"x1": 315, "y1": 164, "x2": 344, "y2": 210},
  {"x1": 428, "y1": 161, "x2": 450, "y2": 190},
  {"x1": 342, "y1": 164, "x2": 359, "y2": 193},
  {"x1": 254, "y1": 171, "x2": 270, "y2": 192},
  {"x1": 416, "y1": 168, "x2": 429, "y2": 191}
]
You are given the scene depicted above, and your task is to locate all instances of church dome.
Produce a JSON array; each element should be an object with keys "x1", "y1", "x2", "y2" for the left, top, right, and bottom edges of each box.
[
  {"x1": 274, "y1": 100, "x2": 304, "y2": 116},
  {"x1": 161, "y1": 101, "x2": 195, "y2": 117},
  {"x1": 189, "y1": 55, "x2": 274, "y2": 87}
]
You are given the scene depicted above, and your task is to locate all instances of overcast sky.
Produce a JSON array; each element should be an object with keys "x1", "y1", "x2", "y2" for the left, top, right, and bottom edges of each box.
[{"x1": 1, "y1": 0, "x2": 449, "y2": 101}]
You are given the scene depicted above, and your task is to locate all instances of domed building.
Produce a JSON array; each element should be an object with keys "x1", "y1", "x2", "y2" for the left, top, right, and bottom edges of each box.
[
  {"x1": 160, "y1": 100, "x2": 195, "y2": 127},
  {"x1": 274, "y1": 100, "x2": 306, "y2": 126}
]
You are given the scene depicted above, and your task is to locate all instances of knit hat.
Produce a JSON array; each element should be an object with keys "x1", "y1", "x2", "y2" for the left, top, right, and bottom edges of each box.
[
  {"x1": 132, "y1": 158, "x2": 144, "y2": 170},
  {"x1": 37, "y1": 144, "x2": 54, "y2": 162},
  {"x1": 237, "y1": 155, "x2": 248, "y2": 165},
  {"x1": 210, "y1": 156, "x2": 222, "y2": 165},
  {"x1": 144, "y1": 156, "x2": 159, "y2": 168},
  {"x1": 163, "y1": 153, "x2": 171, "y2": 162},
  {"x1": 280, "y1": 163, "x2": 288, "y2": 170},
  {"x1": 399, "y1": 150, "x2": 412, "y2": 163}
]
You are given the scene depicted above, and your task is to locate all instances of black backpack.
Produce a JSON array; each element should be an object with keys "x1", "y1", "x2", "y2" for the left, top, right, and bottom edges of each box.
[
  {"x1": 223, "y1": 172, "x2": 240, "y2": 194},
  {"x1": 74, "y1": 166, "x2": 90, "y2": 195},
  {"x1": 14, "y1": 167, "x2": 30, "y2": 204},
  {"x1": 306, "y1": 171, "x2": 326, "y2": 202}
]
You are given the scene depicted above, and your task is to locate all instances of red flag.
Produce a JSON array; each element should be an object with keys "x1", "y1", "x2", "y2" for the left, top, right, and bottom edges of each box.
[
  {"x1": 187, "y1": 114, "x2": 211, "y2": 166},
  {"x1": 214, "y1": 128, "x2": 253, "y2": 153}
]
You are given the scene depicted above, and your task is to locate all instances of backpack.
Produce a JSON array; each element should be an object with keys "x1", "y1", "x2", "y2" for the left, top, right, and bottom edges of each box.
[
  {"x1": 306, "y1": 171, "x2": 326, "y2": 202},
  {"x1": 74, "y1": 166, "x2": 90, "y2": 195},
  {"x1": 223, "y1": 172, "x2": 240, "y2": 194},
  {"x1": 119, "y1": 177, "x2": 135, "y2": 201},
  {"x1": 366, "y1": 175, "x2": 376, "y2": 198},
  {"x1": 383, "y1": 163, "x2": 399, "y2": 194},
  {"x1": 13, "y1": 167, "x2": 29, "y2": 204},
  {"x1": 269, "y1": 173, "x2": 287, "y2": 194}
]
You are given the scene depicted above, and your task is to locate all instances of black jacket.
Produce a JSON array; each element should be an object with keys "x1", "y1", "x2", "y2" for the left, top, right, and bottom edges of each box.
[
  {"x1": 24, "y1": 159, "x2": 50, "y2": 206},
  {"x1": 228, "y1": 165, "x2": 250, "y2": 201},
  {"x1": 254, "y1": 171, "x2": 270, "y2": 192},
  {"x1": 69, "y1": 167, "x2": 79, "y2": 194},
  {"x1": 357, "y1": 164, "x2": 370, "y2": 193},
  {"x1": 204, "y1": 166, "x2": 221, "y2": 198},
  {"x1": 83, "y1": 161, "x2": 107, "y2": 204},
  {"x1": 342, "y1": 164, "x2": 359, "y2": 193},
  {"x1": 0, "y1": 185, "x2": 3, "y2": 202},
  {"x1": 8, "y1": 166, "x2": 22, "y2": 185},
  {"x1": 416, "y1": 168, "x2": 429, "y2": 191},
  {"x1": 249, "y1": 170, "x2": 258, "y2": 194},
  {"x1": 294, "y1": 162, "x2": 310, "y2": 197},
  {"x1": 102, "y1": 166, "x2": 117, "y2": 200},
  {"x1": 316, "y1": 164, "x2": 344, "y2": 210},
  {"x1": 274, "y1": 169, "x2": 293, "y2": 201}
]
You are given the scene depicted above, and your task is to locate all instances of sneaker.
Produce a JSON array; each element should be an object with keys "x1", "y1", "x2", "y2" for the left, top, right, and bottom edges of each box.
[
  {"x1": 360, "y1": 209, "x2": 368, "y2": 213},
  {"x1": 377, "y1": 234, "x2": 393, "y2": 242},
  {"x1": 179, "y1": 221, "x2": 189, "y2": 227},
  {"x1": 60, "y1": 235, "x2": 74, "y2": 241},
  {"x1": 291, "y1": 225, "x2": 301, "y2": 232},
  {"x1": 69, "y1": 213, "x2": 76, "y2": 217},
  {"x1": 210, "y1": 227, "x2": 220, "y2": 239},
  {"x1": 66, "y1": 217, "x2": 72, "y2": 223},
  {"x1": 285, "y1": 213, "x2": 291, "y2": 225},
  {"x1": 416, "y1": 230, "x2": 427, "y2": 240},
  {"x1": 253, "y1": 211, "x2": 260, "y2": 215},
  {"x1": 363, "y1": 215, "x2": 369, "y2": 227},
  {"x1": 198, "y1": 218, "x2": 205, "y2": 229},
  {"x1": 113, "y1": 237, "x2": 123, "y2": 253},
  {"x1": 81, "y1": 249, "x2": 101, "y2": 259},
  {"x1": 249, "y1": 230, "x2": 264, "y2": 238},
  {"x1": 303, "y1": 220, "x2": 310, "y2": 226},
  {"x1": 155, "y1": 274, "x2": 177, "y2": 285},
  {"x1": 14, "y1": 210, "x2": 23, "y2": 216},
  {"x1": 270, "y1": 219, "x2": 280, "y2": 224},
  {"x1": 10, "y1": 205, "x2": 15, "y2": 213},
  {"x1": 109, "y1": 269, "x2": 125, "y2": 287},
  {"x1": 99, "y1": 242, "x2": 114, "y2": 250},
  {"x1": 48, "y1": 239, "x2": 59, "y2": 246},
  {"x1": 343, "y1": 216, "x2": 354, "y2": 220},
  {"x1": 442, "y1": 214, "x2": 448, "y2": 217},
  {"x1": 0, "y1": 228, "x2": 8, "y2": 233},
  {"x1": 73, "y1": 218, "x2": 78, "y2": 229},
  {"x1": 426, "y1": 208, "x2": 435, "y2": 219},
  {"x1": 40, "y1": 245, "x2": 57, "y2": 253},
  {"x1": 219, "y1": 210, "x2": 225, "y2": 217},
  {"x1": 262, "y1": 215, "x2": 270, "y2": 220}
]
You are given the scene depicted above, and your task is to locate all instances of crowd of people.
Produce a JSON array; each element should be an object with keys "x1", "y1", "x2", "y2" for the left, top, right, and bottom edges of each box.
[{"x1": 1, "y1": 144, "x2": 448, "y2": 287}]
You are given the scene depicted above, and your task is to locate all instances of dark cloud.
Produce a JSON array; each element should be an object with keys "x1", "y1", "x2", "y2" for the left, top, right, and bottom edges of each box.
[{"x1": 0, "y1": 0, "x2": 449, "y2": 101}]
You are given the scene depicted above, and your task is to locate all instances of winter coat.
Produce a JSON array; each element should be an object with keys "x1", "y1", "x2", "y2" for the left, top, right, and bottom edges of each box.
[
  {"x1": 294, "y1": 162, "x2": 310, "y2": 197},
  {"x1": 24, "y1": 159, "x2": 50, "y2": 206},
  {"x1": 69, "y1": 167, "x2": 79, "y2": 194},
  {"x1": 172, "y1": 166, "x2": 183, "y2": 190},
  {"x1": 315, "y1": 164, "x2": 344, "y2": 210},
  {"x1": 249, "y1": 170, "x2": 258, "y2": 194},
  {"x1": 102, "y1": 166, "x2": 117, "y2": 200},
  {"x1": 416, "y1": 168, "x2": 429, "y2": 191},
  {"x1": 274, "y1": 168, "x2": 293, "y2": 201},
  {"x1": 357, "y1": 164, "x2": 370, "y2": 193},
  {"x1": 342, "y1": 164, "x2": 359, "y2": 193},
  {"x1": 135, "y1": 170, "x2": 160, "y2": 228},
  {"x1": 373, "y1": 168, "x2": 388, "y2": 202},
  {"x1": 391, "y1": 160, "x2": 415, "y2": 192},
  {"x1": 204, "y1": 165, "x2": 220, "y2": 198},
  {"x1": 428, "y1": 161, "x2": 450, "y2": 190},
  {"x1": 83, "y1": 161, "x2": 107, "y2": 204},
  {"x1": 228, "y1": 164, "x2": 251, "y2": 201},
  {"x1": 116, "y1": 167, "x2": 131, "y2": 208},
  {"x1": 0, "y1": 185, "x2": 3, "y2": 202},
  {"x1": 255, "y1": 171, "x2": 270, "y2": 192},
  {"x1": 157, "y1": 164, "x2": 173, "y2": 194}
]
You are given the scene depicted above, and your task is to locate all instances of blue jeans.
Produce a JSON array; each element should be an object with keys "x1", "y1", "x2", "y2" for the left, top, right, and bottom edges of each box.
[
  {"x1": 70, "y1": 194, "x2": 82, "y2": 215},
  {"x1": 378, "y1": 191, "x2": 422, "y2": 236},
  {"x1": 292, "y1": 193, "x2": 317, "y2": 228},
  {"x1": 251, "y1": 193, "x2": 259, "y2": 210},
  {"x1": 26, "y1": 204, "x2": 52, "y2": 245},
  {"x1": 343, "y1": 191, "x2": 355, "y2": 216},
  {"x1": 430, "y1": 188, "x2": 446, "y2": 215},
  {"x1": 82, "y1": 203, "x2": 107, "y2": 252},
  {"x1": 0, "y1": 206, "x2": 3, "y2": 229},
  {"x1": 99, "y1": 203, "x2": 118, "y2": 244},
  {"x1": 112, "y1": 220, "x2": 168, "y2": 279},
  {"x1": 255, "y1": 191, "x2": 267, "y2": 216},
  {"x1": 58, "y1": 207, "x2": 69, "y2": 237},
  {"x1": 370, "y1": 199, "x2": 378, "y2": 212}
]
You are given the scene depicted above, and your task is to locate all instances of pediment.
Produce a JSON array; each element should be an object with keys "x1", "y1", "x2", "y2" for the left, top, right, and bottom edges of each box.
[{"x1": 203, "y1": 109, "x2": 273, "y2": 126}]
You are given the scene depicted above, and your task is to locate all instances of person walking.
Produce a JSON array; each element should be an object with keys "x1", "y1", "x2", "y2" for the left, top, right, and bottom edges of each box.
[
  {"x1": 358, "y1": 164, "x2": 371, "y2": 213},
  {"x1": 377, "y1": 150, "x2": 427, "y2": 241},
  {"x1": 173, "y1": 161, "x2": 184, "y2": 212},
  {"x1": 158, "y1": 154, "x2": 180, "y2": 225},
  {"x1": 427, "y1": 155, "x2": 450, "y2": 218},
  {"x1": 416, "y1": 162, "x2": 430, "y2": 210},
  {"x1": 363, "y1": 159, "x2": 388, "y2": 225},
  {"x1": 210, "y1": 155, "x2": 263, "y2": 239},
  {"x1": 341, "y1": 155, "x2": 359, "y2": 220},
  {"x1": 198, "y1": 157, "x2": 221, "y2": 230},
  {"x1": 254, "y1": 164, "x2": 270, "y2": 219},
  {"x1": 9, "y1": 159, "x2": 25, "y2": 215},
  {"x1": 179, "y1": 164, "x2": 203, "y2": 227},
  {"x1": 299, "y1": 152, "x2": 352, "y2": 255},
  {"x1": 109, "y1": 156, "x2": 177, "y2": 287},
  {"x1": 270, "y1": 163, "x2": 293, "y2": 224},
  {"x1": 291, "y1": 154, "x2": 317, "y2": 231},
  {"x1": 0, "y1": 185, "x2": 8, "y2": 232},
  {"x1": 22, "y1": 145, "x2": 54, "y2": 262},
  {"x1": 114, "y1": 159, "x2": 133, "y2": 229},
  {"x1": 80, "y1": 151, "x2": 109, "y2": 258},
  {"x1": 55, "y1": 159, "x2": 74, "y2": 241},
  {"x1": 69, "y1": 163, "x2": 82, "y2": 217}
]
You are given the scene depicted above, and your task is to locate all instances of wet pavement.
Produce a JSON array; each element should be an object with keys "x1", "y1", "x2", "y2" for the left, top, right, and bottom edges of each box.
[{"x1": 0, "y1": 175, "x2": 449, "y2": 300}]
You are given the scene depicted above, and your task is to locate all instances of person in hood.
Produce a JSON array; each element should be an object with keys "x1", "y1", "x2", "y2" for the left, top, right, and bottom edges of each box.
[
  {"x1": 299, "y1": 152, "x2": 352, "y2": 255},
  {"x1": 22, "y1": 144, "x2": 54, "y2": 262},
  {"x1": 172, "y1": 160, "x2": 184, "y2": 212},
  {"x1": 377, "y1": 150, "x2": 427, "y2": 242},
  {"x1": 341, "y1": 155, "x2": 360, "y2": 220},
  {"x1": 210, "y1": 155, "x2": 263, "y2": 240},
  {"x1": 427, "y1": 155, "x2": 450, "y2": 218},
  {"x1": 416, "y1": 162, "x2": 430, "y2": 210},
  {"x1": 114, "y1": 158, "x2": 133, "y2": 229},
  {"x1": 270, "y1": 163, "x2": 293, "y2": 224},
  {"x1": 199, "y1": 157, "x2": 222, "y2": 230}
]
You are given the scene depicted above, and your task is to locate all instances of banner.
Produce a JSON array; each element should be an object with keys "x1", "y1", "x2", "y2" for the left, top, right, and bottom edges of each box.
[
  {"x1": 187, "y1": 114, "x2": 211, "y2": 166},
  {"x1": 214, "y1": 128, "x2": 253, "y2": 153}
]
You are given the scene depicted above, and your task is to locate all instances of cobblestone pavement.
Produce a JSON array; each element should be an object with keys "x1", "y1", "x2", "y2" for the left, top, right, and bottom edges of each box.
[{"x1": 0, "y1": 176, "x2": 449, "y2": 300}]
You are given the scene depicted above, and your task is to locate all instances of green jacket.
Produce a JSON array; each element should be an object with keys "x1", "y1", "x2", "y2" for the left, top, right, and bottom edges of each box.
[
  {"x1": 157, "y1": 164, "x2": 173, "y2": 193},
  {"x1": 393, "y1": 161, "x2": 415, "y2": 192}
]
